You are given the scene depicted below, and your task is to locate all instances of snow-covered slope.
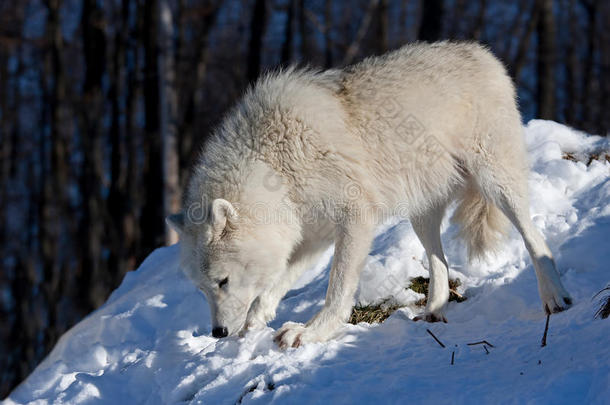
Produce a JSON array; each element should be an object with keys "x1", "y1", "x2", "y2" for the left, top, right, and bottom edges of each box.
[{"x1": 6, "y1": 120, "x2": 610, "y2": 405}]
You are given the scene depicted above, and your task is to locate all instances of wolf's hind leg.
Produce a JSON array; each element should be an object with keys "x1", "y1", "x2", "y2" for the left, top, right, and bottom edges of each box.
[
  {"x1": 411, "y1": 202, "x2": 450, "y2": 323},
  {"x1": 474, "y1": 162, "x2": 572, "y2": 314}
]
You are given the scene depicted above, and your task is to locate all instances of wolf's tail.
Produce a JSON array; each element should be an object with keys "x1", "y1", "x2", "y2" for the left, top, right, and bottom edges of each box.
[{"x1": 451, "y1": 182, "x2": 510, "y2": 261}]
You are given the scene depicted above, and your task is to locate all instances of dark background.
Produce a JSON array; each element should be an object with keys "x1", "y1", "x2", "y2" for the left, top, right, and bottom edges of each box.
[{"x1": 0, "y1": 0, "x2": 608, "y2": 398}]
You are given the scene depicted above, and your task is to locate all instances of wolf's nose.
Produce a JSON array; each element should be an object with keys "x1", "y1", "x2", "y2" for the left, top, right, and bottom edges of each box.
[{"x1": 212, "y1": 327, "x2": 228, "y2": 338}]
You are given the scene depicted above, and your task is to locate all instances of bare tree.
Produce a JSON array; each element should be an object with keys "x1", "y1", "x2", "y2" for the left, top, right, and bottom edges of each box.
[
  {"x1": 537, "y1": 0, "x2": 557, "y2": 119},
  {"x1": 41, "y1": 0, "x2": 69, "y2": 350},
  {"x1": 448, "y1": 0, "x2": 467, "y2": 38},
  {"x1": 418, "y1": 0, "x2": 444, "y2": 41},
  {"x1": 159, "y1": 0, "x2": 180, "y2": 245},
  {"x1": 176, "y1": 1, "x2": 222, "y2": 186},
  {"x1": 107, "y1": 0, "x2": 130, "y2": 288},
  {"x1": 298, "y1": 0, "x2": 312, "y2": 61},
  {"x1": 140, "y1": 0, "x2": 166, "y2": 261},
  {"x1": 471, "y1": 0, "x2": 487, "y2": 40},
  {"x1": 509, "y1": 1, "x2": 539, "y2": 81},
  {"x1": 342, "y1": 0, "x2": 379, "y2": 65},
  {"x1": 377, "y1": 0, "x2": 389, "y2": 54},
  {"x1": 248, "y1": 0, "x2": 267, "y2": 83},
  {"x1": 77, "y1": 0, "x2": 107, "y2": 312},
  {"x1": 579, "y1": 0, "x2": 599, "y2": 132},
  {"x1": 564, "y1": 0, "x2": 579, "y2": 124},
  {"x1": 324, "y1": 0, "x2": 333, "y2": 67},
  {"x1": 600, "y1": 2, "x2": 610, "y2": 135},
  {"x1": 281, "y1": 0, "x2": 295, "y2": 65}
]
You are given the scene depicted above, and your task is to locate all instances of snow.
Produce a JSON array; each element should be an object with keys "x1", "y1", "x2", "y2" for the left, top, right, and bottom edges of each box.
[{"x1": 5, "y1": 120, "x2": 610, "y2": 404}]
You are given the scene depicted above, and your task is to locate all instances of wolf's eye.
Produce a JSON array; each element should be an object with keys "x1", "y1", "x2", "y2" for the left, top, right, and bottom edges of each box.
[{"x1": 218, "y1": 277, "x2": 228, "y2": 289}]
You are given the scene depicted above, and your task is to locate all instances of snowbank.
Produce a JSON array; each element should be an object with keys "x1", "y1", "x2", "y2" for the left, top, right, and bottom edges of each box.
[{"x1": 6, "y1": 120, "x2": 610, "y2": 404}]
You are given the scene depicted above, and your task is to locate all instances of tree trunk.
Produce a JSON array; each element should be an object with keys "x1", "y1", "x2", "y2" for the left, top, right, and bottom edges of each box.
[
  {"x1": 600, "y1": 3, "x2": 610, "y2": 135},
  {"x1": 418, "y1": 0, "x2": 443, "y2": 41},
  {"x1": 1, "y1": 30, "x2": 34, "y2": 397},
  {"x1": 107, "y1": 0, "x2": 130, "y2": 287},
  {"x1": 579, "y1": 0, "x2": 598, "y2": 132},
  {"x1": 124, "y1": 1, "x2": 142, "y2": 273},
  {"x1": 536, "y1": 0, "x2": 557, "y2": 120},
  {"x1": 564, "y1": 0, "x2": 579, "y2": 125},
  {"x1": 471, "y1": 0, "x2": 487, "y2": 40},
  {"x1": 298, "y1": 0, "x2": 316, "y2": 61},
  {"x1": 324, "y1": 0, "x2": 332, "y2": 67},
  {"x1": 377, "y1": 0, "x2": 389, "y2": 53},
  {"x1": 159, "y1": 0, "x2": 180, "y2": 245},
  {"x1": 509, "y1": 1, "x2": 539, "y2": 81},
  {"x1": 281, "y1": 0, "x2": 295, "y2": 65},
  {"x1": 139, "y1": 0, "x2": 165, "y2": 261},
  {"x1": 177, "y1": 3, "x2": 221, "y2": 187},
  {"x1": 501, "y1": 0, "x2": 530, "y2": 61},
  {"x1": 248, "y1": 0, "x2": 267, "y2": 83},
  {"x1": 77, "y1": 0, "x2": 107, "y2": 313},
  {"x1": 41, "y1": 0, "x2": 69, "y2": 353},
  {"x1": 342, "y1": 0, "x2": 379, "y2": 65},
  {"x1": 448, "y1": 0, "x2": 467, "y2": 38}
]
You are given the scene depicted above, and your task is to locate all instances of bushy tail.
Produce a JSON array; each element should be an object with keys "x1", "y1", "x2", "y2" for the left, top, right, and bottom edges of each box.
[{"x1": 451, "y1": 183, "x2": 510, "y2": 261}]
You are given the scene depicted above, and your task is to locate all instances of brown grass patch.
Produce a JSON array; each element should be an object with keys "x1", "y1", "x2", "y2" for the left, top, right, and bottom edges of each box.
[
  {"x1": 408, "y1": 276, "x2": 467, "y2": 307},
  {"x1": 562, "y1": 152, "x2": 578, "y2": 163},
  {"x1": 349, "y1": 302, "x2": 400, "y2": 325},
  {"x1": 348, "y1": 277, "x2": 468, "y2": 325},
  {"x1": 562, "y1": 151, "x2": 610, "y2": 166}
]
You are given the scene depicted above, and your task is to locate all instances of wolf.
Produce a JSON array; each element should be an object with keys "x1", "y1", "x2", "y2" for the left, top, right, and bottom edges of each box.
[{"x1": 167, "y1": 41, "x2": 572, "y2": 349}]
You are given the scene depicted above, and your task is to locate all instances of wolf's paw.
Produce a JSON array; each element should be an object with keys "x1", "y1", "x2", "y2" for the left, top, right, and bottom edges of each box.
[
  {"x1": 273, "y1": 322, "x2": 325, "y2": 349},
  {"x1": 541, "y1": 290, "x2": 572, "y2": 314},
  {"x1": 539, "y1": 276, "x2": 572, "y2": 314},
  {"x1": 240, "y1": 298, "x2": 277, "y2": 336},
  {"x1": 239, "y1": 317, "x2": 266, "y2": 337},
  {"x1": 413, "y1": 312, "x2": 447, "y2": 323},
  {"x1": 536, "y1": 258, "x2": 572, "y2": 314}
]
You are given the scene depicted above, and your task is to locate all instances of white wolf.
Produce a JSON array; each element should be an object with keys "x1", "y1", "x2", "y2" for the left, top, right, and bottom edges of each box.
[{"x1": 168, "y1": 41, "x2": 572, "y2": 349}]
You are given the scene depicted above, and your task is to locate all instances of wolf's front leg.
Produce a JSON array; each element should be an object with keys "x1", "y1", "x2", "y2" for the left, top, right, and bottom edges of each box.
[
  {"x1": 241, "y1": 269, "x2": 303, "y2": 334},
  {"x1": 241, "y1": 231, "x2": 334, "y2": 335},
  {"x1": 274, "y1": 220, "x2": 374, "y2": 349}
]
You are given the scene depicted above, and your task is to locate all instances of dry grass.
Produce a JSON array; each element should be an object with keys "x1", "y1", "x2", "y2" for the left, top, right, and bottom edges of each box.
[
  {"x1": 409, "y1": 276, "x2": 467, "y2": 307},
  {"x1": 562, "y1": 152, "x2": 578, "y2": 163},
  {"x1": 562, "y1": 151, "x2": 610, "y2": 166},
  {"x1": 348, "y1": 277, "x2": 467, "y2": 325},
  {"x1": 349, "y1": 302, "x2": 400, "y2": 325}
]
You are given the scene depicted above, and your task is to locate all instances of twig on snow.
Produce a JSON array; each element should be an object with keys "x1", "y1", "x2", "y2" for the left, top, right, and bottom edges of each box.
[
  {"x1": 449, "y1": 289, "x2": 465, "y2": 300},
  {"x1": 541, "y1": 314, "x2": 550, "y2": 347},
  {"x1": 451, "y1": 351, "x2": 455, "y2": 365},
  {"x1": 593, "y1": 286, "x2": 610, "y2": 319},
  {"x1": 466, "y1": 340, "x2": 495, "y2": 348},
  {"x1": 426, "y1": 329, "x2": 446, "y2": 348}
]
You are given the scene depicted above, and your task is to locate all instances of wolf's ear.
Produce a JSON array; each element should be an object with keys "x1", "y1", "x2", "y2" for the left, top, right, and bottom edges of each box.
[
  {"x1": 166, "y1": 212, "x2": 186, "y2": 235},
  {"x1": 211, "y1": 198, "x2": 237, "y2": 240}
]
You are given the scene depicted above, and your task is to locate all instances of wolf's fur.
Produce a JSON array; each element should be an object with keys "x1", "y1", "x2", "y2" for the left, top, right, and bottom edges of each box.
[
  {"x1": 452, "y1": 181, "x2": 510, "y2": 261},
  {"x1": 168, "y1": 41, "x2": 572, "y2": 348}
]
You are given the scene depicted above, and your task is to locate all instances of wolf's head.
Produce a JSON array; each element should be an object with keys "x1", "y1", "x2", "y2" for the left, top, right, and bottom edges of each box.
[{"x1": 168, "y1": 194, "x2": 298, "y2": 338}]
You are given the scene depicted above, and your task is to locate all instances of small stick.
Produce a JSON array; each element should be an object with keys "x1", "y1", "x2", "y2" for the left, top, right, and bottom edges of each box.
[
  {"x1": 449, "y1": 289, "x2": 465, "y2": 299},
  {"x1": 426, "y1": 329, "x2": 446, "y2": 348},
  {"x1": 451, "y1": 351, "x2": 455, "y2": 365},
  {"x1": 467, "y1": 340, "x2": 495, "y2": 348},
  {"x1": 541, "y1": 314, "x2": 550, "y2": 347},
  {"x1": 483, "y1": 345, "x2": 489, "y2": 355}
]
